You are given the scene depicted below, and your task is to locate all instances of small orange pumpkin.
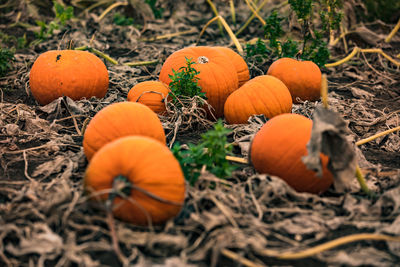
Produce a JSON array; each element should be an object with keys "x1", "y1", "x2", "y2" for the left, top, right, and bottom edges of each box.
[
  {"x1": 159, "y1": 46, "x2": 239, "y2": 118},
  {"x1": 29, "y1": 50, "x2": 109, "y2": 105},
  {"x1": 250, "y1": 113, "x2": 333, "y2": 194},
  {"x1": 267, "y1": 58, "x2": 321, "y2": 103},
  {"x1": 214, "y1": 46, "x2": 250, "y2": 87},
  {"x1": 224, "y1": 75, "x2": 292, "y2": 124},
  {"x1": 83, "y1": 102, "x2": 166, "y2": 161},
  {"x1": 85, "y1": 136, "x2": 185, "y2": 225},
  {"x1": 127, "y1": 81, "x2": 169, "y2": 114}
]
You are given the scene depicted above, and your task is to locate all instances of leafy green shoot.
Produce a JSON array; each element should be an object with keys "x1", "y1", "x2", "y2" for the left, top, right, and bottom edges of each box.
[
  {"x1": 172, "y1": 120, "x2": 236, "y2": 186},
  {"x1": 113, "y1": 12, "x2": 134, "y2": 26},
  {"x1": 145, "y1": 0, "x2": 164, "y2": 19},
  {"x1": 35, "y1": 1, "x2": 74, "y2": 41},
  {"x1": 168, "y1": 57, "x2": 206, "y2": 108},
  {"x1": 0, "y1": 48, "x2": 15, "y2": 77}
]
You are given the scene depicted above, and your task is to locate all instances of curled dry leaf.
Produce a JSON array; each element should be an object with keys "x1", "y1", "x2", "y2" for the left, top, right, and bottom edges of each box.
[{"x1": 302, "y1": 106, "x2": 357, "y2": 192}]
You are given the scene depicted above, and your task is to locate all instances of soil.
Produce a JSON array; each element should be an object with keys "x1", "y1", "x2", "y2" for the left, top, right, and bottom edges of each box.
[{"x1": 0, "y1": 1, "x2": 400, "y2": 266}]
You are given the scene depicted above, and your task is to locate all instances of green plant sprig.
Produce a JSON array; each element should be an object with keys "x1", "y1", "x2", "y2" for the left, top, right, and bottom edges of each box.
[
  {"x1": 0, "y1": 48, "x2": 15, "y2": 77},
  {"x1": 35, "y1": 1, "x2": 74, "y2": 41},
  {"x1": 168, "y1": 57, "x2": 206, "y2": 108},
  {"x1": 172, "y1": 120, "x2": 236, "y2": 186}
]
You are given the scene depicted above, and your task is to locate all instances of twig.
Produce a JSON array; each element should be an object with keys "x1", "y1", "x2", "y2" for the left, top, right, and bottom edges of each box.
[
  {"x1": 325, "y1": 47, "x2": 400, "y2": 68},
  {"x1": 355, "y1": 166, "x2": 374, "y2": 197},
  {"x1": 206, "y1": 0, "x2": 224, "y2": 36},
  {"x1": 355, "y1": 126, "x2": 400, "y2": 146},
  {"x1": 197, "y1": 15, "x2": 243, "y2": 55},
  {"x1": 140, "y1": 29, "x2": 197, "y2": 42},
  {"x1": 221, "y1": 249, "x2": 264, "y2": 267},
  {"x1": 226, "y1": 155, "x2": 249, "y2": 164},
  {"x1": 229, "y1": 0, "x2": 236, "y2": 25},
  {"x1": 124, "y1": 59, "x2": 159, "y2": 67},
  {"x1": 235, "y1": 0, "x2": 271, "y2": 36},
  {"x1": 244, "y1": 0, "x2": 266, "y2": 25},
  {"x1": 256, "y1": 233, "x2": 400, "y2": 259},
  {"x1": 385, "y1": 17, "x2": 400, "y2": 43},
  {"x1": 75, "y1": 45, "x2": 118, "y2": 65},
  {"x1": 98, "y1": 1, "x2": 128, "y2": 21},
  {"x1": 320, "y1": 74, "x2": 328, "y2": 108}
]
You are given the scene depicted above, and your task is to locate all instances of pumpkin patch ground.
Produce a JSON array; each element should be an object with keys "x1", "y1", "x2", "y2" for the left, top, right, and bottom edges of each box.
[{"x1": 1, "y1": 1, "x2": 400, "y2": 266}]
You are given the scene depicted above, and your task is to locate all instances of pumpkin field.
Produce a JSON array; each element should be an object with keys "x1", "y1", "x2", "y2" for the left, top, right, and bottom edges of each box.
[{"x1": 1, "y1": 0, "x2": 400, "y2": 266}]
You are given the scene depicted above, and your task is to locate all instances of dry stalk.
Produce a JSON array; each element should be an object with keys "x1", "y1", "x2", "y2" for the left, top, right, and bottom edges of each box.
[
  {"x1": 325, "y1": 47, "x2": 400, "y2": 68},
  {"x1": 385, "y1": 18, "x2": 400, "y2": 43},
  {"x1": 161, "y1": 96, "x2": 214, "y2": 147},
  {"x1": 256, "y1": 233, "x2": 400, "y2": 259},
  {"x1": 197, "y1": 15, "x2": 243, "y2": 55}
]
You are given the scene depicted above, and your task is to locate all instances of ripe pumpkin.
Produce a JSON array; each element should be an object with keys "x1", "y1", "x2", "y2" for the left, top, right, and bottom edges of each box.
[
  {"x1": 127, "y1": 81, "x2": 170, "y2": 114},
  {"x1": 250, "y1": 113, "x2": 333, "y2": 194},
  {"x1": 29, "y1": 50, "x2": 109, "y2": 105},
  {"x1": 85, "y1": 136, "x2": 185, "y2": 225},
  {"x1": 224, "y1": 75, "x2": 292, "y2": 124},
  {"x1": 214, "y1": 46, "x2": 250, "y2": 87},
  {"x1": 159, "y1": 46, "x2": 239, "y2": 118},
  {"x1": 267, "y1": 58, "x2": 322, "y2": 103},
  {"x1": 83, "y1": 102, "x2": 166, "y2": 161}
]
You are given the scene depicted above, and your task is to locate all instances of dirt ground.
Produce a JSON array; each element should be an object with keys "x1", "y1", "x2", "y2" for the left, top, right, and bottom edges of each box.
[{"x1": 0, "y1": 0, "x2": 400, "y2": 266}]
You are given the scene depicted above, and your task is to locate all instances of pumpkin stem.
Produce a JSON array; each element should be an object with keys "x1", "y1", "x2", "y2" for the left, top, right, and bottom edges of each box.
[
  {"x1": 197, "y1": 56, "x2": 209, "y2": 64},
  {"x1": 106, "y1": 175, "x2": 132, "y2": 209}
]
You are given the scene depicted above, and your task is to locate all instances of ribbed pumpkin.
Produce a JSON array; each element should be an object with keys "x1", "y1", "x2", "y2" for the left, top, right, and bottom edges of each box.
[
  {"x1": 83, "y1": 102, "x2": 166, "y2": 161},
  {"x1": 159, "y1": 46, "x2": 239, "y2": 118},
  {"x1": 250, "y1": 113, "x2": 333, "y2": 194},
  {"x1": 267, "y1": 58, "x2": 322, "y2": 103},
  {"x1": 127, "y1": 81, "x2": 169, "y2": 114},
  {"x1": 224, "y1": 75, "x2": 292, "y2": 124},
  {"x1": 29, "y1": 50, "x2": 109, "y2": 105},
  {"x1": 85, "y1": 136, "x2": 185, "y2": 225},
  {"x1": 214, "y1": 46, "x2": 250, "y2": 87}
]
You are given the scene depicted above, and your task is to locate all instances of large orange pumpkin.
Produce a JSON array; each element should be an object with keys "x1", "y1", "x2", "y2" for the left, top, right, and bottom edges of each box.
[
  {"x1": 159, "y1": 46, "x2": 239, "y2": 118},
  {"x1": 267, "y1": 58, "x2": 321, "y2": 103},
  {"x1": 250, "y1": 113, "x2": 333, "y2": 194},
  {"x1": 214, "y1": 46, "x2": 250, "y2": 87},
  {"x1": 224, "y1": 75, "x2": 292, "y2": 124},
  {"x1": 127, "y1": 81, "x2": 169, "y2": 114},
  {"x1": 85, "y1": 136, "x2": 185, "y2": 225},
  {"x1": 83, "y1": 102, "x2": 166, "y2": 161},
  {"x1": 29, "y1": 50, "x2": 109, "y2": 105}
]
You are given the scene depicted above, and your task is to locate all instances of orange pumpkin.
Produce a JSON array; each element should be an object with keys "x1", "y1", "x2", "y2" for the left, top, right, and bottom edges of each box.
[
  {"x1": 250, "y1": 113, "x2": 333, "y2": 194},
  {"x1": 29, "y1": 50, "x2": 109, "y2": 105},
  {"x1": 267, "y1": 58, "x2": 321, "y2": 103},
  {"x1": 224, "y1": 75, "x2": 292, "y2": 124},
  {"x1": 214, "y1": 46, "x2": 250, "y2": 87},
  {"x1": 127, "y1": 81, "x2": 169, "y2": 114},
  {"x1": 85, "y1": 136, "x2": 185, "y2": 225},
  {"x1": 159, "y1": 46, "x2": 239, "y2": 118},
  {"x1": 83, "y1": 102, "x2": 166, "y2": 161}
]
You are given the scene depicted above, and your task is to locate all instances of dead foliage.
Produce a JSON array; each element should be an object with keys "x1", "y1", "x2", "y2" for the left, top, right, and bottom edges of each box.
[{"x1": 1, "y1": 0, "x2": 400, "y2": 266}]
